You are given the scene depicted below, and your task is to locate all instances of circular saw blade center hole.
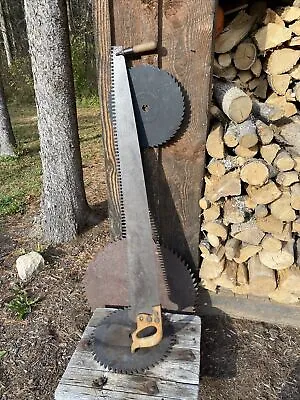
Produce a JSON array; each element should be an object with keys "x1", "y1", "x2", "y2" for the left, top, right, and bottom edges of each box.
[{"x1": 142, "y1": 104, "x2": 150, "y2": 112}]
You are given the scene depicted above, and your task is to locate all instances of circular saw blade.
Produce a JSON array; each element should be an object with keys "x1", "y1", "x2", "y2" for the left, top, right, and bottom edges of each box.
[
  {"x1": 92, "y1": 308, "x2": 175, "y2": 373},
  {"x1": 84, "y1": 239, "x2": 197, "y2": 313},
  {"x1": 128, "y1": 65, "x2": 184, "y2": 147}
]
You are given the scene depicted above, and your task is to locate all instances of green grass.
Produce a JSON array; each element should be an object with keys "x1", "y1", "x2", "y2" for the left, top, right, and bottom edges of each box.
[{"x1": 0, "y1": 104, "x2": 102, "y2": 218}]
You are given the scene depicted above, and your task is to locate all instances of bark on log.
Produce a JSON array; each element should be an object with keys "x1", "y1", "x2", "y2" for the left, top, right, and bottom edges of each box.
[{"x1": 213, "y1": 77, "x2": 252, "y2": 123}]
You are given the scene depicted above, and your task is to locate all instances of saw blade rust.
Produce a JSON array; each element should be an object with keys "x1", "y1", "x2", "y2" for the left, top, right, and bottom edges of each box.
[
  {"x1": 84, "y1": 239, "x2": 196, "y2": 313},
  {"x1": 92, "y1": 308, "x2": 175, "y2": 374}
]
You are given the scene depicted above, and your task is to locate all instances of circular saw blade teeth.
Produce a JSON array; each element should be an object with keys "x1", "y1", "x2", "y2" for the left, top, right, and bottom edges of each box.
[
  {"x1": 84, "y1": 239, "x2": 197, "y2": 313},
  {"x1": 91, "y1": 308, "x2": 175, "y2": 374}
]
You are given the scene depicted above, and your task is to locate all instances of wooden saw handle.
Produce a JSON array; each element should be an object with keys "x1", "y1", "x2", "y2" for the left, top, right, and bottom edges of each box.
[{"x1": 131, "y1": 305, "x2": 163, "y2": 353}]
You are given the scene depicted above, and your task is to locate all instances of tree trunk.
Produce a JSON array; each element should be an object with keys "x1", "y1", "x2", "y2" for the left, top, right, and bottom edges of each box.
[
  {"x1": 24, "y1": 0, "x2": 90, "y2": 243},
  {"x1": 0, "y1": 0, "x2": 12, "y2": 67},
  {"x1": 0, "y1": 76, "x2": 16, "y2": 156}
]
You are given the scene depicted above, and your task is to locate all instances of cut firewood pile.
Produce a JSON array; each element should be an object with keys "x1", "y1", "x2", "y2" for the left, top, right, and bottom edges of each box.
[{"x1": 200, "y1": 1, "x2": 300, "y2": 304}]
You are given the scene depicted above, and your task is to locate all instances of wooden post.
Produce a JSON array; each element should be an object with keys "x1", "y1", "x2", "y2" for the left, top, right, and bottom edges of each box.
[{"x1": 95, "y1": 0, "x2": 216, "y2": 269}]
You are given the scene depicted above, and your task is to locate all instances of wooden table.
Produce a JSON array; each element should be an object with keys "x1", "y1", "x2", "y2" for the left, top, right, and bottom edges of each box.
[{"x1": 55, "y1": 308, "x2": 201, "y2": 399}]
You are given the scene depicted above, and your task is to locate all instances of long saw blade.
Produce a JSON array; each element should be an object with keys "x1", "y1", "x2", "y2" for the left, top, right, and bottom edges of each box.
[{"x1": 111, "y1": 47, "x2": 160, "y2": 321}]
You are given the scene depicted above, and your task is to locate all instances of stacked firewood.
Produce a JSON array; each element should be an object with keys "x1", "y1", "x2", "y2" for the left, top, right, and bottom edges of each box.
[{"x1": 200, "y1": 2, "x2": 300, "y2": 304}]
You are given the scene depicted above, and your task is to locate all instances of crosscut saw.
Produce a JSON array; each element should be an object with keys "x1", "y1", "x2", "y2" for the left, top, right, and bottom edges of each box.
[{"x1": 85, "y1": 44, "x2": 197, "y2": 374}]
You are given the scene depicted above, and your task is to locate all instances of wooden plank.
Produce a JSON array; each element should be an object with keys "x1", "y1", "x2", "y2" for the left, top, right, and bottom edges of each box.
[
  {"x1": 197, "y1": 288, "x2": 300, "y2": 328},
  {"x1": 96, "y1": 0, "x2": 216, "y2": 269},
  {"x1": 55, "y1": 308, "x2": 201, "y2": 400},
  {"x1": 159, "y1": 0, "x2": 216, "y2": 269}
]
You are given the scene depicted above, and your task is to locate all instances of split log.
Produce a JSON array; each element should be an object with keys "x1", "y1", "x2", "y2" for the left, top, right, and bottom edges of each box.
[
  {"x1": 215, "y1": 11, "x2": 256, "y2": 54},
  {"x1": 245, "y1": 195, "x2": 258, "y2": 209},
  {"x1": 285, "y1": 89, "x2": 296, "y2": 102},
  {"x1": 278, "y1": 122, "x2": 300, "y2": 156},
  {"x1": 199, "y1": 257, "x2": 225, "y2": 280},
  {"x1": 276, "y1": 171, "x2": 299, "y2": 186},
  {"x1": 270, "y1": 192, "x2": 296, "y2": 222},
  {"x1": 246, "y1": 181, "x2": 282, "y2": 204},
  {"x1": 236, "y1": 263, "x2": 249, "y2": 285},
  {"x1": 206, "y1": 122, "x2": 224, "y2": 159},
  {"x1": 267, "y1": 74, "x2": 291, "y2": 96},
  {"x1": 224, "y1": 122, "x2": 239, "y2": 147},
  {"x1": 236, "y1": 118, "x2": 258, "y2": 148},
  {"x1": 260, "y1": 143, "x2": 280, "y2": 164},
  {"x1": 273, "y1": 222, "x2": 293, "y2": 241},
  {"x1": 248, "y1": 255, "x2": 277, "y2": 297},
  {"x1": 199, "y1": 240, "x2": 211, "y2": 257},
  {"x1": 293, "y1": 156, "x2": 300, "y2": 172},
  {"x1": 259, "y1": 240, "x2": 294, "y2": 270},
  {"x1": 214, "y1": 260, "x2": 238, "y2": 290},
  {"x1": 213, "y1": 78, "x2": 252, "y2": 123},
  {"x1": 278, "y1": 6, "x2": 300, "y2": 22},
  {"x1": 255, "y1": 120, "x2": 274, "y2": 145},
  {"x1": 254, "y1": 23, "x2": 292, "y2": 51},
  {"x1": 290, "y1": 64, "x2": 300, "y2": 80},
  {"x1": 252, "y1": 99, "x2": 285, "y2": 122},
  {"x1": 263, "y1": 8, "x2": 285, "y2": 26},
  {"x1": 203, "y1": 204, "x2": 221, "y2": 221},
  {"x1": 292, "y1": 217, "x2": 300, "y2": 232},
  {"x1": 257, "y1": 214, "x2": 284, "y2": 234},
  {"x1": 266, "y1": 93, "x2": 298, "y2": 118},
  {"x1": 255, "y1": 204, "x2": 268, "y2": 218},
  {"x1": 218, "y1": 53, "x2": 232, "y2": 68},
  {"x1": 273, "y1": 150, "x2": 295, "y2": 171},
  {"x1": 223, "y1": 196, "x2": 247, "y2": 225},
  {"x1": 234, "y1": 244, "x2": 262, "y2": 263},
  {"x1": 238, "y1": 70, "x2": 253, "y2": 83},
  {"x1": 200, "y1": 245, "x2": 225, "y2": 263},
  {"x1": 225, "y1": 238, "x2": 240, "y2": 260},
  {"x1": 278, "y1": 265, "x2": 300, "y2": 296},
  {"x1": 289, "y1": 20, "x2": 300, "y2": 35},
  {"x1": 291, "y1": 183, "x2": 300, "y2": 210},
  {"x1": 269, "y1": 288, "x2": 299, "y2": 304},
  {"x1": 248, "y1": 78, "x2": 260, "y2": 91},
  {"x1": 254, "y1": 78, "x2": 268, "y2": 100},
  {"x1": 234, "y1": 144, "x2": 259, "y2": 158},
  {"x1": 240, "y1": 159, "x2": 269, "y2": 186},
  {"x1": 261, "y1": 234, "x2": 282, "y2": 252},
  {"x1": 200, "y1": 278, "x2": 217, "y2": 292},
  {"x1": 207, "y1": 233, "x2": 220, "y2": 248},
  {"x1": 231, "y1": 219, "x2": 265, "y2": 245},
  {"x1": 207, "y1": 155, "x2": 245, "y2": 177},
  {"x1": 199, "y1": 197, "x2": 210, "y2": 210},
  {"x1": 215, "y1": 65, "x2": 238, "y2": 81},
  {"x1": 288, "y1": 36, "x2": 300, "y2": 47},
  {"x1": 251, "y1": 58, "x2": 262, "y2": 77},
  {"x1": 202, "y1": 220, "x2": 228, "y2": 241},
  {"x1": 233, "y1": 42, "x2": 257, "y2": 70},
  {"x1": 266, "y1": 49, "x2": 300, "y2": 75},
  {"x1": 204, "y1": 171, "x2": 241, "y2": 202}
]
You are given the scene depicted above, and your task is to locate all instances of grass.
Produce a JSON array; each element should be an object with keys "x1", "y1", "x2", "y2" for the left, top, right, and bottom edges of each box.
[
  {"x1": 7, "y1": 288, "x2": 40, "y2": 320},
  {"x1": 0, "y1": 103, "x2": 102, "y2": 218}
]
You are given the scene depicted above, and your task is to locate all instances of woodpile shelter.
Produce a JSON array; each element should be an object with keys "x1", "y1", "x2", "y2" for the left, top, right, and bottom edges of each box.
[{"x1": 94, "y1": 0, "x2": 300, "y2": 328}]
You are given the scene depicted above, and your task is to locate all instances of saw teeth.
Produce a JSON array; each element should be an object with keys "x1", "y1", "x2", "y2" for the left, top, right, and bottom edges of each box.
[{"x1": 90, "y1": 308, "x2": 175, "y2": 374}]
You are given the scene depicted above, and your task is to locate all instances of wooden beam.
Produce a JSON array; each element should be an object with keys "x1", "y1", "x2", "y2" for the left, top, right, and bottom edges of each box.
[{"x1": 96, "y1": 0, "x2": 216, "y2": 269}]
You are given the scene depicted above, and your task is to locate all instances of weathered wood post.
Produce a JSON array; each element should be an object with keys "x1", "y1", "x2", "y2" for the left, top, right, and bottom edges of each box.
[{"x1": 94, "y1": 0, "x2": 216, "y2": 269}]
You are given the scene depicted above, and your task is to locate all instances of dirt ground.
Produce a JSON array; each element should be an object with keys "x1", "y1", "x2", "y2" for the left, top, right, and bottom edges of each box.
[{"x1": 0, "y1": 126, "x2": 299, "y2": 400}]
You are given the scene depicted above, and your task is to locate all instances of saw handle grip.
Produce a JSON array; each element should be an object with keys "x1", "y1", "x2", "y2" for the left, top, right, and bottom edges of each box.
[
  {"x1": 117, "y1": 41, "x2": 157, "y2": 56},
  {"x1": 132, "y1": 41, "x2": 157, "y2": 54},
  {"x1": 131, "y1": 305, "x2": 163, "y2": 353}
]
